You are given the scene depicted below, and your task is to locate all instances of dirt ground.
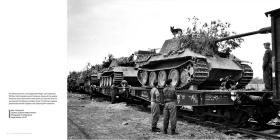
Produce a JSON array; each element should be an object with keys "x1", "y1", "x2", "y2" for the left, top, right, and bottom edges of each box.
[{"x1": 68, "y1": 93, "x2": 238, "y2": 139}]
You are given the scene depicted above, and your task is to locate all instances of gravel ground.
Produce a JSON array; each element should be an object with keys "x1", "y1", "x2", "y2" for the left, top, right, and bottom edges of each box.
[{"x1": 68, "y1": 93, "x2": 239, "y2": 139}]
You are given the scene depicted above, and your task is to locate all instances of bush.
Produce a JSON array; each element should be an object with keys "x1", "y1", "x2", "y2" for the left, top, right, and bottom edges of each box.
[{"x1": 179, "y1": 17, "x2": 244, "y2": 55}]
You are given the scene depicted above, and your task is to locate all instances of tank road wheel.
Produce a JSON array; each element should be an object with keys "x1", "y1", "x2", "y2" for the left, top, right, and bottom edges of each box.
[
  {"x1": 108, "y1": 77, "x2": 112, "y2": 86},
  {"x1": 149, "y1": 71, "x2": 157, "y2": 87},
  {"x1": 100, "y1": 77, "x2": 103, "y2": 87},
  {"x1": 179, "y1": 60, "x2": 209, "y2": 89},
  {"x1": 180, "y1": 63, "x2": 194, "y2": 87},
  {"x1": 168, "y1": 69, "x2": 180, "y2": 87},
  {"x1": 107, "y1": 77, "x2": 110, "y2": 87},
  {"x1": 107, "y1": 77, "x2": 109, "y2": 87},
  {"x1": 137, "y1": 70, "x2": 148, "y2": 86},
  {"x1": 104, "y1": 78, "x2": 107, "y2": 87},
  {"x1": 158, "y1": 70, "x2": 167, "y2": 87},
  {"x1": 102, "y1": 77, "x2": 105, "y2": 87}
]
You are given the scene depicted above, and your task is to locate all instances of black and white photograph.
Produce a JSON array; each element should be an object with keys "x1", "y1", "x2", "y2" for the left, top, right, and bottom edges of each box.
[
  {"x1": 67, "y1": 0, "x2": 280, "y2": 139},
  {"x1": 2, "y1": 0, "x2": 280, "y2": 140}
]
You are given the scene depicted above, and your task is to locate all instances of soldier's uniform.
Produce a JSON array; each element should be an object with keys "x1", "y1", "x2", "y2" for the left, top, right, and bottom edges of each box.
[
  {"x1": 263, "y1": 48, "x2": 272, "y2": 90},
  {"x1": 150, "y1": 86, "x2": 161, "y2": 132},
  {"x1": 128, "y1": 54, "x2": 134, "y2": 62},
  {"x1": 90, "y1": 85, "x2": 96, "y2": 100},
  {"x1": 163, "y1": 85, "x2": 177, "y2": 134}
]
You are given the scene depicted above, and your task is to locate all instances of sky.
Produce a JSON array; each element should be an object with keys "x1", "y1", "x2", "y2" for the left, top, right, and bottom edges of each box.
[{"x1": 68, "y1": 0, "x2": 279, "y2": 78}]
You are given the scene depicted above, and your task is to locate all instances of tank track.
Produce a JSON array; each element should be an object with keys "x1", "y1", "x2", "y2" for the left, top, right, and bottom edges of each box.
[
  {"x1": 178, "y1": 60, "x2": 209, "y2": 89},
  {"x1": 236, "y1": 64, "x2": 253, "y2": 89},
  {"x1": 189, "y1": 60, "x2": 209, "y2": 84},
  {"x1": 100, "y1": 72, "x2": 123, "y2": 87}
]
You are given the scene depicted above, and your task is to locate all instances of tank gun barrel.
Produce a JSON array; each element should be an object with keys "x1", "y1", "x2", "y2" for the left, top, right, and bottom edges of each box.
[{"x1": 215, "y1": 27, "x2": 271, "y2": 42}]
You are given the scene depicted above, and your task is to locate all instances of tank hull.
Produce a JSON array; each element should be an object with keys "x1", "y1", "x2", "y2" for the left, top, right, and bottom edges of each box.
[{"x1": 100, "y1": 66, "x2": 141, "y2": 88}]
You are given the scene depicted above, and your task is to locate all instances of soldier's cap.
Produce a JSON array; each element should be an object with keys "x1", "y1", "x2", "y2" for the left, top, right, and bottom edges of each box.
[
  {"x1": 263, "y1": 42, "x2": 270, "y2": 46},
  {"x1": 166, "y1": 79, "x2": 172, "y2": 85}
]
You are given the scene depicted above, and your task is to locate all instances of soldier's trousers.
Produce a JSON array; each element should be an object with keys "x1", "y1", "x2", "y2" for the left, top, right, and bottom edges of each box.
[
  {"x1": 151, "y1": 102, "x2": 160, "y2": 128},
  {"x1": 263, "y1": 67, "x2": 272, "y2": 90},
  {"x1": 163, "y1": 102, "x2": 177, "y2": 131}
]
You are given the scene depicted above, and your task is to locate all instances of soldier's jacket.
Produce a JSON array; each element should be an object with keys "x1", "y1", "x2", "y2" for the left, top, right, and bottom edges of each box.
[
  {"x1": 163, "y1": 86, "x2": 176, "y2": 103},
  {"x1": 150, "y1": 87, "x2": 160, "y2": 103},
  {"x1": 263, "y1": 49, "x2": 272, "y2": 70}
]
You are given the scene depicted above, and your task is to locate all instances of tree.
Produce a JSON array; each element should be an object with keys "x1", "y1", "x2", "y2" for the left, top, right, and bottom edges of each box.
[
  {"x1": 180, "y1": 17, "x2": 244, "y2": 55},
  {"x1": 67, "y1": 71, "x2": 81, "y2": 92}
]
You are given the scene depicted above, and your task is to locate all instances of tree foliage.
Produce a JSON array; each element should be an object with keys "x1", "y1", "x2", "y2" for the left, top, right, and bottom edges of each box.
[
  {"x1": 67, "y1": 71, "x2": 81, "y2": 91},
  {"x1": 180, "y1": 17, "x2": 244, "y2": 55}
]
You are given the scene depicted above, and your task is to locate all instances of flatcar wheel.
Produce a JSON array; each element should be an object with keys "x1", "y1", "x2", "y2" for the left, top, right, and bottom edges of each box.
[
  {"x1": 168, "y1": 69, "x2": 180, "y2": 87},
  {"x1": 231, "y1": 110, "x2": 250, "y2": 127},
  {"x1": 252, "y1": 105, "x2": 278, "y2": 126},
  {"x1": 149, "y1": 71, "x2": 157, "y2": 87}
]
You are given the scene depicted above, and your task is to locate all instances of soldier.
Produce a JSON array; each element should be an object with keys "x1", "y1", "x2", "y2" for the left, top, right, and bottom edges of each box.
[
  {"x1": 150, "y1": 81, "x2": 161, "y2": 132},
  {"x1": 162, "y1": 79, "x2": 178, "y2": 135},
  {"x1": 90, "y1": 85, "x2": 96, "y2": 100},
  {"x1": 128, "y1": 53, "x2": 134, "y2": 62},
  {"x1": 263, "y1": 42, "x2": 272, "y2": 90}
]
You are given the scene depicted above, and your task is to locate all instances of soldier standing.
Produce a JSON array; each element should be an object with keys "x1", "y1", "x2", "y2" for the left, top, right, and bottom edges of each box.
[
  {"x1": 90, "y1": 85, "x2": 96, "y2": 100},
  {"x1": 162, "y1": 79, "x2": 178, "y2": 135},
  {"x1": 150, "y1": 81, "x2": 161, "y2": 132},
  {"x1": 263, "y1": 42, "x2": 272, "y2": 90},
  {"x1": 128, "y1": 53, "x2": 134, "y2": 62}
]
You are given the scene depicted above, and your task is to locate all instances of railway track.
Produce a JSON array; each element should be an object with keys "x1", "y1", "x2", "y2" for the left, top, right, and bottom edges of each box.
[
  {"x1": 76, "y1": 92, "x2": 280, "y2": 139},
  {"x1": 178, "y1": 110, "x2": 280, "y2": 139}
]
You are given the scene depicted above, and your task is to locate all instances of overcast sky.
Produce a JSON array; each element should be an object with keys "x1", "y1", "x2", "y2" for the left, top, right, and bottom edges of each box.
[{"x1": 68, "y1": 0, "x2": 279, "y2": 78}]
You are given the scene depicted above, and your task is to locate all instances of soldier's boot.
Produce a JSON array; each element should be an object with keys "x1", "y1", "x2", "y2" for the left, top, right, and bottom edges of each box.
[
  {"x1": 151, "y1": 127, "x2": 161, "y2": 132},
  {"x1": 163, "y1": 129, "x2": 167, "y2": 134},
  {"x1": 171, "y1": 130, "x2": 178, "y2": 135}
]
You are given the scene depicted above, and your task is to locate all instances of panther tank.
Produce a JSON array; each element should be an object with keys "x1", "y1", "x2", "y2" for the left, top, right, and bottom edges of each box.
[{"x1": 136, "y1": 27, "x2": 271, "y2": 90}]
